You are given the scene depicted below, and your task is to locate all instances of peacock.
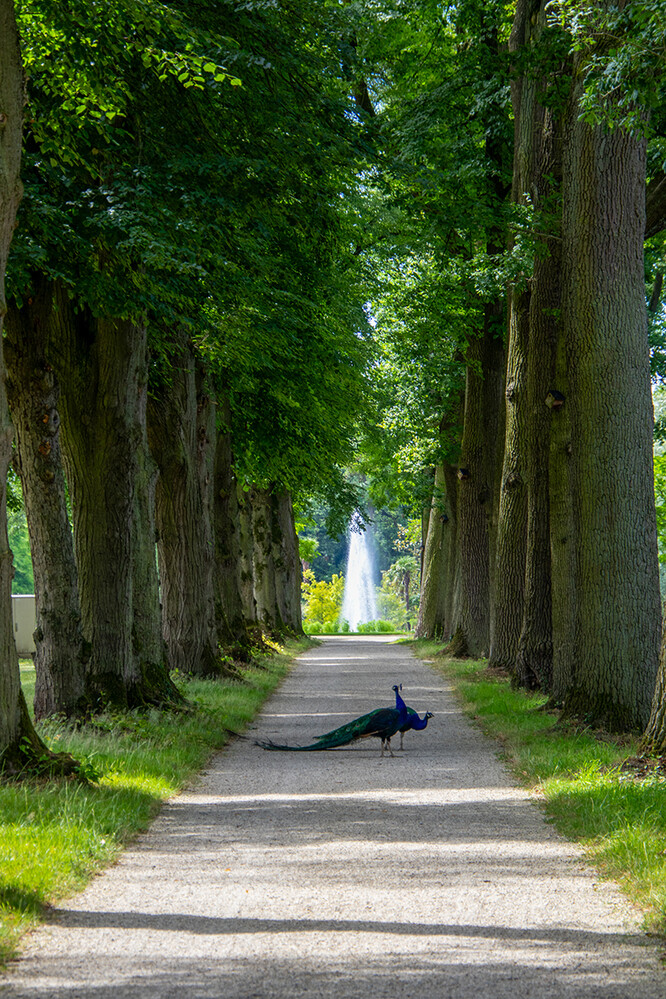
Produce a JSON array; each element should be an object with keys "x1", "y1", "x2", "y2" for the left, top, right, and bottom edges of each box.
[
  {"x1": 255, "y1": 684, "x2": 409, "y2": 757},
  {"x1": 394, "y1": 683, "x2": 433, "y2": 750}
]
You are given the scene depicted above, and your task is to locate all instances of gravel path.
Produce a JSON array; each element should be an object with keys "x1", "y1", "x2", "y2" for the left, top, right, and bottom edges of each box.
[{"x1": 3, "y1": 636, "x2": 665, "y2": 998}]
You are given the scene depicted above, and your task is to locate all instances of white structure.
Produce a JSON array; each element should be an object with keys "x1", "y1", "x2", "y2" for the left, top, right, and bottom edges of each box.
[
  {"x1": 340, "y1": 513, "x2": 378, "y2": 631},
  {"x1": 12, "y1": 594, "x2": 36, "y2": 656}
]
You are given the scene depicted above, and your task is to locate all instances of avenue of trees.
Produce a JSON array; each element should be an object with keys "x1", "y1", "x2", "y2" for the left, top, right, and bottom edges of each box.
[
  {"x1": 366, "y1": 0, "x2": 666, "y2": 744},
  {"x1": 0, "y1": 0, "x2": 375, "y2": 771},
  {"x1": 2, "y1": 0, "x2": 666, "y2": 773}
]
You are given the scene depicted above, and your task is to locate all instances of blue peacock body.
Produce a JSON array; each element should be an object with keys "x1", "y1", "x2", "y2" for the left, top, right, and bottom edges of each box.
[
  {"x1": 394, "y1": 683, "x2": 433, "y2": 749},
  {"x1": 256, "y1": 685, "x2": 409, "y2": 757},
  {"x1": 256, "y1": 684, "x2": 433, "y2": 757}
]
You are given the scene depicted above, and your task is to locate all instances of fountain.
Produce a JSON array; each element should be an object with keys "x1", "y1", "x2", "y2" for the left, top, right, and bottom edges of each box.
[{"x1": 340, "y1": 512, "x2": 377, "y2": 631}]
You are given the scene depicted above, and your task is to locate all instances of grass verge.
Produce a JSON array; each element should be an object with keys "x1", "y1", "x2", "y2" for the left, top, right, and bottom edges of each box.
[
  {"x1": 1, "y1": 638, "x2": 309, "y2": 966},
  {"x1": 412, "y1": 640, "x2": 666, "y2": 936}
]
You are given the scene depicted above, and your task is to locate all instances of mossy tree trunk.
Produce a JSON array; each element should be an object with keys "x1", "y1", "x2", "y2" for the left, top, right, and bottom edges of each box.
[
  {"x1": 237, "y1": 484, "x2": 259, "y2": 632},
  {"x1": 515, "y1": 100, "x2": 562, "y2": 691},
  {"x1": 131, "y1": 353, "x2": 182, "y2": 703},
  {"x1": 511, "y1": 0, "x2": 567, "y2": 691},
  {"x1": 251, "y1": 486, "x2": 285, "y2": 637},
  {"x1": 451, "y1": 311, "x2": 505, "y2": 658},
  {"x1": 273, "y1": 490, "x2": 303, "y2": 635},
  {"x1": 490, "y1": 289, "x2": 528, "y2": 670},
  {"x1": 4, "y1": 277, "x2": 89, "y2": 718},
  {"x1": 147, "y1": 346, "x2": 221, "y2": 677},
  {"x1": 213, "y1": 398, "x2": 253, "y2": 661},
  {"x1": 549, "y1": 304, "x2": 576, "y2": 705},
  {"x1": 489, "y1": 0, "x2": 539, "y2": 673},
  {"x1": 415, "y1": 463, "x2": 458, "y2": 640},
  {"x1": 557, "y1": 72, "x2": 660, "y2": 730},
  {"x1": 53, "y1": 287, "x2": 179, "y2": 708}
]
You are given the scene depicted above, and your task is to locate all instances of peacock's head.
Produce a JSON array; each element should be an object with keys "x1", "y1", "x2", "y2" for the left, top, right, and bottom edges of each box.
[
  {"x1": 392, "y1": 683, "x2": 403, "y2": 693},
  {"x1": 425, "y1": 711, "x2": 434, "y2": 719}
]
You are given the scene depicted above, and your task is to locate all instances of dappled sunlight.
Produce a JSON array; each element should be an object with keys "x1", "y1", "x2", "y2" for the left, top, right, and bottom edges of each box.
[{"x1": 181, "y1": 787, "x2": 529, "y2": 807}]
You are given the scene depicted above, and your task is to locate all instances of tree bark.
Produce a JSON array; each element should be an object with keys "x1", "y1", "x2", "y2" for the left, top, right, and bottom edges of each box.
[
  {"x1": 549, "y1": 301, "x2": 577, "y2": 705},
  {"x1": 558, "y1": 74, "x2": 660, "y2": 730},
  {"x1": 4, "y1": 277, "x2": 89, "y2": 718},
  {"x1": 237, "y1": 484, "x2": 258, "y2": 631},
  {"x1": 489, "y1": 0, "x2": 537, "y2": 672},
  {"x1": 451, "y1": 307, "x2": 505, "y2": 658},
  {"x1": 513, "y1": 2, "x2": 567, "y2": 691},
  {"x1": 251, "y1": 486, "x2": 284, "y2": 637},
  {"x1": 50, "y1": 286, "x2": 179, "y2": 708},
  {"x1": 415, "y1": 463, "x2": 458, "y2": 640},
  {"x1": 272, "y1": 489, "x2": 303, "y2": 635},
  {"x1": 643, "y1": 607, "x2": 666, "y2": 753},
  {"x1": 213, "y1": 398, "x2": 253, "y2": 660},
  {"x1": 515, "y1": 222, "x2": 559, "y2": 690},
  {"x1": 490, "y1": 289, "x2": 528, "y2": 669},
  {"x1": 131, "y1": 351, "x2": 182, "y2": 703},
  {"x1": 147, "y1": 347, "x2": 221, "y2": 677}
]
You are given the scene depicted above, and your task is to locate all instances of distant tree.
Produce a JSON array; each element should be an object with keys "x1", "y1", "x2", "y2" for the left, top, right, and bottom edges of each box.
[{"x1": 302, "y1": 571, "x2": 345, "y2": 634}]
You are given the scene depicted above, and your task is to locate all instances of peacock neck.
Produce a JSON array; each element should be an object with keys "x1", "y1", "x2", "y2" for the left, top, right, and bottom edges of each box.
[{"x1": 394, "y1": 687, "x2": 407, "y2": 715}]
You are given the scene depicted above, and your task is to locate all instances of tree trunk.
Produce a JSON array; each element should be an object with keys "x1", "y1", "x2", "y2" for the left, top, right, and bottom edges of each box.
[
  {"x1": 0, "y1": 9, "x2": 76, "y2": 773},
  {"x1": 147, "y1": 347, "x2": 221, "y2": 677},
  {"x1": 273, "y1": 490, "x2": 303, "y2": 635},
  {"x1": 451, "y1": 311, "x2": 504, "y2": 658},
  {"x1": 490, "y1": 288, "x2": 528, "y2": 669},
  {"x1": 56, "y1": 296, "x2": 165, "y2": 707},
  {"x1": 549, "y1": 306, "x2": 577, "y2": 705},
  {"x1": 515, "y1": 227, "x2": 559, "y2": 690},
  {"x1": 237, "y1": 484, "x2": 258, "y2": 631},
  {"x1": 213, "y1": 398, "x2": 253, "y2": 660},
  {"x1": 415, "y1": 463, "x2": 458, "y2": 640},
  {"x1": 4, "y1": 277, "x2": 89, "y2": 718},
  {"x1": 558, "y1": 76, "x2": 660, "y2": 730},
  {"x1": 251, "y1": 486, "x2": 284, "y2": 637},
  {"x1": 131, "y1": 352, "x2": 182, "y2": 703},
  {"x1": 489, "y1": 0, "x2": 537, "y2": 672},
  {"x1": 513, "y1": 2, "x2": 566, "y2": 691}
]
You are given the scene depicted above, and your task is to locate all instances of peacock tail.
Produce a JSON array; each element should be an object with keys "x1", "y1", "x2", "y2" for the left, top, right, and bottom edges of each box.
[{"x1": 256, "y1": 688, "x2": 409, "y2": 753}]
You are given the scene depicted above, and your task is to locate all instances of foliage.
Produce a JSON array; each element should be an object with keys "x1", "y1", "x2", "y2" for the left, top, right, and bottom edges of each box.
[
  {"x1": 346, "y1": 0, "x2": 513, "y2": 515},
  {"x1": 8, "y1": 510, "x2": 34, "y2": 596},
  {"x1": 301, "y1": 570, "x2": 345, "y2": 634},
  {"x1": 547, "y1": 0, "x2": 666, "y2": 135},
  {"x1": 395, "y1": 518, "x2": 422, "y2": 554},
  {"x1": 376, "y1": 590, "x2": 409, "y2": 631},
  {"x1": 10, "y1": 0, "x2": 377, "y2": 521},
  {"x1": 0, "y1": 642, "x2": 304, "y2": 966},
  {"x1": 381, "y1": 554, "x2": 420, "y2": 629},
  {"x1": 356, "y1": 619, "x2": 395, "y2": 633},
  {"x1": 653, "y1": 454, "x2": 666, "y2": 597},
  {"x1": 295, "y1": 513, "x2": 320, "y2": 565}
]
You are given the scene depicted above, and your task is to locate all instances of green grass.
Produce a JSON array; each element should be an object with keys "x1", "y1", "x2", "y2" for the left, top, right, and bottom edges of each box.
[
  {"x1": 412, "y1": 640, "x2": 666, "y2": 936},
  {"x1": 1, "y1": 640, "x2": 308, "y2": 966}
]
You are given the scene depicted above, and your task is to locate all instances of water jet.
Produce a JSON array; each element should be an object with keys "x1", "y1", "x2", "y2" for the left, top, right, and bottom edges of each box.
[{"x1": 340, "y1": 512, "x2": 377, "y2": 631}]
